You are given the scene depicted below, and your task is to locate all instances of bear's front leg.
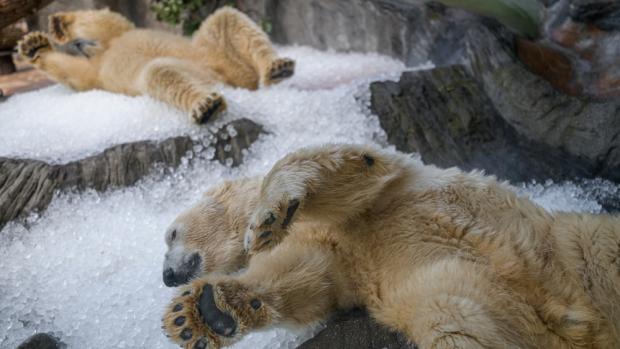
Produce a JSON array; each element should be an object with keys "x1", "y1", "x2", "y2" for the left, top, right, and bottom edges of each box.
[
  {"x1": 244, "y1": 144, "x2": 407, "y2": 253},
  {"x1": 163, "y1": 241, "x2": 341, "y2": 348},
  {"x1": 163, "y1": 277, "x2": 274, "y2": 349}
]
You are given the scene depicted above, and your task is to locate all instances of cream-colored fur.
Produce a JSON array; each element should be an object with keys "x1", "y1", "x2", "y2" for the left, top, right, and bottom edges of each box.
[
  {"x1": 162, "y1": 144, "x2": 620, "y2": 349},
  {"x1": 16, "y1": 7, "x2": 295, "y2": 124}
]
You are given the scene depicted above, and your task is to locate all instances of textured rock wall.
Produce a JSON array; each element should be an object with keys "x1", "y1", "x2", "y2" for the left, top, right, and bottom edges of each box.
[{"x1": 237, "y1": 0, "x2": 619, "y2": 184}]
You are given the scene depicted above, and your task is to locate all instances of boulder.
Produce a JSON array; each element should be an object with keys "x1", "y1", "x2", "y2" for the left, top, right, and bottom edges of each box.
[
  {"x1": 0, "y1": 118, "x2": 265, "y2": 229},
  {"x1": 298, "y1": 309, "x2": 416, "y2": 349},
  {"x1": 16, "y1": 333, "x2": 65, "y2": 349},
  {"x1": 369, "y1": 65, "x2": 602, "y2": 183}
]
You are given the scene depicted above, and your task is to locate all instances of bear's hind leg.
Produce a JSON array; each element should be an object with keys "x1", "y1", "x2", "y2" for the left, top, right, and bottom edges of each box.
[
  {"x1": 162, "y1": 240, "x2": 342, "y2": 348},
  {"x1": 374, "y1": 259, "x2": 539, "y2": 349},
  {"x1": 193, "y1": 7, "x2": 295, "y2": 87},
  {"x1": 137, "y1": 58, "x2": 226, "y2": 124}
]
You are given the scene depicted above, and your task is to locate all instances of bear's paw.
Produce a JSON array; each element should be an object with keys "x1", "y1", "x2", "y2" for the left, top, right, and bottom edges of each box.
[
  {"x1": 17, "y1": 32, "x2": 52, "y2": 62},
  {"x1": 244, "y1": 197, "x2": 300, "y2": 254},
  {"x1": 163, "y1": 278, "x2": 272, "y2": 348},
  {"x1": 191, "y1": 93, "x2": 227, "y2": 125},
  {"x1": 263, "y1": 58, "x2": 295, "y2": 86}
]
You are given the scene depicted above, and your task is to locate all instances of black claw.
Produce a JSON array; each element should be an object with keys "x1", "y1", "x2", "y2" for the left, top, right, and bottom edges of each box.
[
  {"x1": 264, "y1": 212, "x2": 276, "y2": 226},
  {"x1": 260, "y1": 239, "x2": 273, "y2": 249},
  {"x1": 200, "y1": 100, "x2": 222, "y2": 124},
  {"x1": 174, "y1": 316, "x2": 186, "y2": 326},
  {"x1": 250, "y1": 299, "x2": 262, "y2": 310},
  {"x1": 282, "y1": 199, "x2": 300, "y2": 229},
  {"x1": 52, "y1": 16, "x2": 65, "y2": 39},
  {"x1": 180, "y1": 328, "x2": 193, "y2": 340},
  {"x1": 173, "y1": 304, "x2": 183, "y2": 312},
  {"x1": 363, "y1": 154, "x2": 375, "y2": 166},
  {"x1": 194, "y1": 338, "x2": 208, "y2": 349},
  {"x1": 271, "y1": 68, "x2": 294, "y2": 80},
  {"x1": 199, "y1": 284, "x2": 237, "y2": 337},
  {"x1": 259, "y1": 231, "x2": 272, "y2": 239},
  {"x1": 27, "y1": 45, "x2": 47, "y2": 58}
]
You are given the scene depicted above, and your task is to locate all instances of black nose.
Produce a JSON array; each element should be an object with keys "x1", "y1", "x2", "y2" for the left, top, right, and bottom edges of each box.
[{"x1": 163, "y1": 268, "x2": 177, "y2": 287}]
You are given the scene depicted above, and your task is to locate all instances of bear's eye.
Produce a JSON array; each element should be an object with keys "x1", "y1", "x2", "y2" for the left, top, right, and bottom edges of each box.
[{"x1": 170, "y1": 230, "x2": 177, "y2": 242}]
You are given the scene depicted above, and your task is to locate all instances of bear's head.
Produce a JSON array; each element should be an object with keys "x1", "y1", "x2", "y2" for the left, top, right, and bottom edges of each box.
[
  {"x1": 162, "y1": 177, "x2": 261, "y2": 287},
  {"x1": 48, "y1": 8, "x2": 134, "y2": 46}
]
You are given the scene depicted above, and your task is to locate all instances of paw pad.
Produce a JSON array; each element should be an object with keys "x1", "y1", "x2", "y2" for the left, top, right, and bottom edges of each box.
[
  {"x1": 17, "y1": 32, "x2": 52, "y2": 61},
  {"x1": 265, "y1": 58, "x2": 295, "y2": 85},
  {"x1": 194, "y1": 338, "x2": 208, "y2": 349},
  {"x1": 199, "y1": 284, "x2": 237, "y2": 337},
  {"x1": 191, "y1": 94, "x2": 227, "y2": 125},
  {"x1": 174, "y1": 316, "x2": 186, "y2": 326},
  {"x1": 180, "y1": 328, "x2": 193, "y2": 340},
  {"x1": 164, "y1": 279, "x2": 272, "y2": 349}
]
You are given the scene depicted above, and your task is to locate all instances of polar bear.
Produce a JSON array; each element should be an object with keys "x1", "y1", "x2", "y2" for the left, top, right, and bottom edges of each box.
[
  {"x1": 161, "y1": 144, "x2": 620, "y2": 349},
  {"x1": 16, "y1": 7, "x2": 294, "y2": 124}
]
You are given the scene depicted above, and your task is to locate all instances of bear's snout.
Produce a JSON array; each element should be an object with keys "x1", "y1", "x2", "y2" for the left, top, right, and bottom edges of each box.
[{"x1": 162, "y1": 252, "x2": 202, "y2": 287}]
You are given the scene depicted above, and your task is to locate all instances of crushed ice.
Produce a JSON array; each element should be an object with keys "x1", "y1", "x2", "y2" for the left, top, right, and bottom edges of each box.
[
  {"x1": 0, "y1": 45, "x2": 617, "y2": 349},
  {"x1": 0, "y1": 45, "x2": 405, "y2": 164},
  {"x1": 0, "y1": 46, "x2": 406, "y2": 349}
]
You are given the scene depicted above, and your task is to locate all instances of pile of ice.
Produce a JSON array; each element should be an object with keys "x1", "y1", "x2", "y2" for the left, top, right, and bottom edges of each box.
[
  {"x1": 0, "y1": 46, "x2": 406, "y2": 349},
  {"x1": 0, "y1": 46, "x2": 405, "y2": 164},
  {"x1": 0, "y1": 44, "x2": 617, "y2": 349}
]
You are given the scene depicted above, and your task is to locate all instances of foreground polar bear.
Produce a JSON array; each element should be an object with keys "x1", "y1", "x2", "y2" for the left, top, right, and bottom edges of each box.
[
  {"x1": 17, "y1": 7, "x2": 294, "y2": 124},
  {"x1": 161, "y1": 144, "x2": 620, "y2": 349}
]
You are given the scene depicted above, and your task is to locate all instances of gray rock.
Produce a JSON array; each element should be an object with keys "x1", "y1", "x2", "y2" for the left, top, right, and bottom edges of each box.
[
  {"x1": 366, "y1": 13, "x2": 620, "y2": 184},
  {"x1": 16, "y1": 333, "x2": 65, "y2": 349},
  {"x1": 370, "y1": 65, "x2": 600, "y2": 183},
  {"x1": 298, "y1": 309, "x2": 416, "y2": 349},
  {"x1": 239, "y1": 0, "x2": 461, "y2": 67},
  {"x1": 0, "y1": 118, "x2": 264, "y2": 229}
]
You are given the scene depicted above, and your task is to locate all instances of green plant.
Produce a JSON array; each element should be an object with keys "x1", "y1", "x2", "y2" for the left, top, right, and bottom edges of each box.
[
  {"x1": 405, "y1": 0, "x2": 543, "y2": 38},
  {"x1": 151, "y1": 0, "x2": 236, "y2": 35},
  {"x1": 438, "y1": 0, "x2": 543, "y2": 38}
]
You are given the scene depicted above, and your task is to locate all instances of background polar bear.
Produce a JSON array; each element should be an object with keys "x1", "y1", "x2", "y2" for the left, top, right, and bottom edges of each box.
[
  {"x1": 161, "y1": 144, "x2": 620, "y2": 349},
  {"x1": 16, "y1": 7, "x2": 294, "y2": 124}
]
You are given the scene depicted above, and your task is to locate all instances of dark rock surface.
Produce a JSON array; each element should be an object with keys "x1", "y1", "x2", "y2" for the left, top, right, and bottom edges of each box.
[
  {"x1": 0, "y1": 118, "x2": 264, "y2": 229},
  {"x1": 299, "y1": 309, "x2": 416, "y2": 349},
  {"x1": 370, "y1": 65, "x2": 603, "y2": 183},
  {"x1": 16, "y1": 333, "x2": 65, "y2": 349}
]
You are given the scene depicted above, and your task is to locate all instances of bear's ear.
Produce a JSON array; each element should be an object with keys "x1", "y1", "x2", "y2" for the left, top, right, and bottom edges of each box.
[
  {"x1": 48, "y1": 12, "x2": 75, "y2": 42},
  {"x1": 204, "y1": 181, "x2": 233, "y2": 199}
]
